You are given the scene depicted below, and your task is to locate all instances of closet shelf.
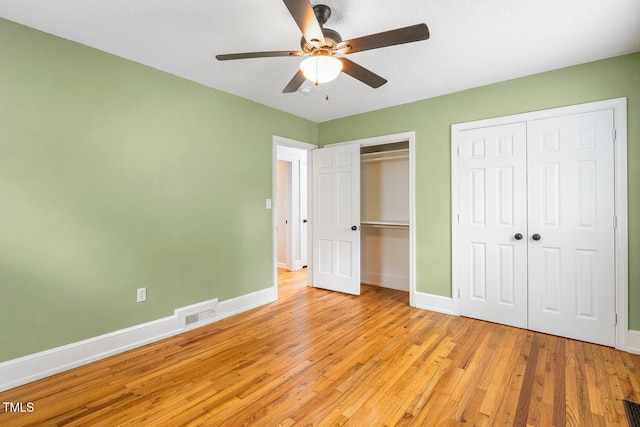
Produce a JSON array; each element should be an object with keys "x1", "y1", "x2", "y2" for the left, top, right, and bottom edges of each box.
[
  {"x1": 360, "y1": 149, "x2": 409, "y2": 163},
  {"x1": 361, "y1": 220, "x2": 409, "y2": 228}
]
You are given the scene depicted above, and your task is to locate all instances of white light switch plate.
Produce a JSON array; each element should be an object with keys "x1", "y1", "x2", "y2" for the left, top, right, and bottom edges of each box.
[
  {"x1": 137, "y1": 287, "x2": 146, "y2": 302},
  {"x1": 266, "y1": 198, "x2": 272, "y2": 209}
]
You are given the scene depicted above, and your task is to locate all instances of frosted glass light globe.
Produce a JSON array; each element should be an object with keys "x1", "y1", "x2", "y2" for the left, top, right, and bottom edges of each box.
[{"x1": 300, "y1": 56, "x2": 342, "y2": 84}]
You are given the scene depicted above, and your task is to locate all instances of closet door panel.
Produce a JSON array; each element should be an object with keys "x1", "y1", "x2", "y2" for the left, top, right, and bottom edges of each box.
[
  {"x1": 458, "y1": 122, "x2": 528, "y2": 328},
  {"x1": 527, "y1": 109, "x2": 615, "y2": 346},
  {"x1": 312, "y1": 144, "x2": 361, "y2": 295}
]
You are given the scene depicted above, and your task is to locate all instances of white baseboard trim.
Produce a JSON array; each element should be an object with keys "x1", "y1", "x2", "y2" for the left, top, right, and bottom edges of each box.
[
  {"x1": 362, "y1": 272, "x2": 409, "y2": 292},
  {"x1": 414, "y1": 291, "x2": 455, "y2": 315},
  {"x1": 216, "y1": 286, "x2": 277, "y2": 321},
  {"x1": 0, "y1": 286, "x2": 277, "y2": 392},
  {"x1": 627, "y1": 329, "x2": 640, "y2": 354},
  {"x1": 0, "y1": 316, "x2": 183, "y2": 393}
]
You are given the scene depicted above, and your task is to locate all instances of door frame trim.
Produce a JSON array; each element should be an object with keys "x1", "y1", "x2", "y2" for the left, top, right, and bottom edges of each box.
[
  {"x1": 275, "y1": 159, "x2": 292, "y2": 270},
  {"x1": 327, "y1": 131, "x2": 416, "y2": 306},
  {"x1": 272, "y1": 136, "x2": 318, "y2": 298},
  {"x1": 276, "y1": 146, "x2": 309, "y2": 271},
  {"x1": 451, "y1": 97, "x2": 628, "y2": 350}
]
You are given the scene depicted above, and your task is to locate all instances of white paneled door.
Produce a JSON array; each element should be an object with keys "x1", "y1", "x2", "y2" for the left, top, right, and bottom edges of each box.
[
  {"x1": 527, "y1": 111, "x2": 615, "y2": 346},
  {"x1": 458, "y1": 110, "x2": 615, "y2": 346},
  {"x1": 312, "y1": 144, "x2": 361, "y2": 295},
  {"x1": 459, "y1": 123, "x2": 529, "y2": 328}
]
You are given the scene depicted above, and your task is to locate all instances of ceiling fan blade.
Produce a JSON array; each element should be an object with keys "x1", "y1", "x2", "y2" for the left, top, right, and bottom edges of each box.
[
  {"x1": 216, "y1": 51, "x2": 304, "y2": 61},
  {"x1": 338, "y1": 58, "x2": 387, "y2": 88},
  {"x1": 282, "y1": 0, "x2": 325, "y2": 45},
  {"x1": 342, "y1": 23, "x2": 429, "y2": 54},
  {"x1": 283, "y1": 69, "x2": 307, "y2": 93}
]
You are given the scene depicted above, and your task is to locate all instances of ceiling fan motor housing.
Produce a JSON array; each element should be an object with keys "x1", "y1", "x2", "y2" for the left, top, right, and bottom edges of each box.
[
  {"x1": 300, "y1": 28, "x2": 342, "y2": 53},
  {"x1": 300, "y1": 5, "x2": 342, "y2": 53},
  {"x1": 313, "y1": 4, "x2": 331, "y2": 26}
]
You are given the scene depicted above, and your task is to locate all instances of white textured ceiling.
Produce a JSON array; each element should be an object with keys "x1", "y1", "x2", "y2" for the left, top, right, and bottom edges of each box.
[{"x1": 1, "y1": 0, "x2": 639, "y2": 123}]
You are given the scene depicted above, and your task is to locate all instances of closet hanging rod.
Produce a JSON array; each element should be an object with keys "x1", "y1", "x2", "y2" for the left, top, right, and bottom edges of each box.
[
  {"x1": 361, "y1": 220, "x2": 410, "y2": 229},
  {"x1": 361, "y1": 154, "x2": 409, "y2": 163}
]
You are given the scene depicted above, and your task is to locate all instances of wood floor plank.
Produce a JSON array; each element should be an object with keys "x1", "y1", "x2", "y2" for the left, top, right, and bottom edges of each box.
[
  {"x1": 477, "y1": 325, "x2": 518, "y2": 418},
  {"x1": 1, "y1": 268, "x2": 639, "y2": 426}
]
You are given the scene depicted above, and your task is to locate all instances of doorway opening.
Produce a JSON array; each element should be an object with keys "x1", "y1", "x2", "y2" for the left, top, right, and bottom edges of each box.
[
  {"x1": 272, "y1": 132, "x2": 417, "y2": 307},
  {"x1": 272, "y1": 136, "x2": 317, "y2": 295},
  {"x1": 311, "y1": 132, "x2": 417, "y2": 305}
]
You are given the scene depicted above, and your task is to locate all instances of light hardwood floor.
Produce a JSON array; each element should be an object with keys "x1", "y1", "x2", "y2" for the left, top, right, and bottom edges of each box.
[{"x1": 1, "y1": 268, "x2": 639, "y2": 426}]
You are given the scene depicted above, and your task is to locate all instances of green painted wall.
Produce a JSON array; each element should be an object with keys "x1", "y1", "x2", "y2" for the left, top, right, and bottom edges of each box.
[
  {"x1": 319, "y1": 52, "x2": 640, "y2": 329},
  {"x1": 1, "y1": 16, "x2": 638, "y2": 364},
  {"x1": 0, "y1": 19, "x2": 317, "y2": 362}
]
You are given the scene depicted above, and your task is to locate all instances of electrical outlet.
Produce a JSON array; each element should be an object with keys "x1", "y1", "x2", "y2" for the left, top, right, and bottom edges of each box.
[{"x1": 137, "y1": 287, "x2": 146, "y2": 303}]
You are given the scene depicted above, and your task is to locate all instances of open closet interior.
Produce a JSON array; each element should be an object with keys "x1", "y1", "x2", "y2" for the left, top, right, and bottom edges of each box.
[{"x1": 360, "y1": 141, "x2": 410, "y2": 292}]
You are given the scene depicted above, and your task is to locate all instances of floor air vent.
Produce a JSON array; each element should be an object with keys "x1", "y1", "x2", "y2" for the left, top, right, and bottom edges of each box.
[
  {"x1": 624, "y1": 400, "x2": 640, "y2": 427},
  {"x1": 184, "y1": 309, "x2": 213, "y2": 326},
  {"x1": 175, "y1": 298, "x2": 218, "y2": 329}
]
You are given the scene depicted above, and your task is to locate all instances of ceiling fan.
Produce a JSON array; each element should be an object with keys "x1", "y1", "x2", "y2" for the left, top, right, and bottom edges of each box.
[{"x1": 216, "y1": 0, "x2": 430, "y2": 93}]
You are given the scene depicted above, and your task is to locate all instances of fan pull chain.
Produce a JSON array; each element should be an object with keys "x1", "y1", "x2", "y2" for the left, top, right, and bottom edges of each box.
[
  {"x1": 315, "y1": 57, "x2": 319, "y2": 86},
  {"x1": 326, "y1": 83, "x2": 329, "y2": 101}
]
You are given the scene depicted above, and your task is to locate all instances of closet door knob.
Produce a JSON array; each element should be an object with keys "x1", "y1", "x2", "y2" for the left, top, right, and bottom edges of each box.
[
  {"x1": 532, "y1": 233, "x2": 541, "y2": 241},
  {"x1": 514, "y1": 233, "x2": 523, "y2": 240},
  {"x1": 351, "y1": 225, "x2": 358, "y2": 231}
]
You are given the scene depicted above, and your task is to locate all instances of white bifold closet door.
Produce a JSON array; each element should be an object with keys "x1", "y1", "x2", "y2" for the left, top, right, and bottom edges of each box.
[
  {"x1": 526, "y1": 110, "x2": 615, "y2": 345},
  {"x1": 459, "y1": 109, "x2": 615, "y2": 346},
  {"x1": 459, "y1": 122, "x2": 529, "y2": 329}
]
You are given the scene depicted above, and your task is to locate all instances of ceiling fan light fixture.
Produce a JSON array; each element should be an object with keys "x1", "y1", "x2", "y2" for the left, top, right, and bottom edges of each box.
[{"x1": 300, "y1": 56, "x2": 342, "y2": 84}]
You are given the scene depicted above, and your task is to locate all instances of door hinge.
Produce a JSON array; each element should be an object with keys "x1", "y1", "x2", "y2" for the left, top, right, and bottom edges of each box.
[
  {"x1": 457, "y1": 214, "x2": 460, "y2": 223},
  {"x1": 457, "y1": 145, "x2": 460, "y2": 157},
  {"x1": 615, "y1": 313, "x2": 618, "y2": 325},
  {"x1": 458, "y1": 288, "x2": 461, "y2": 298},
  {"x1": 613, "y1": 216, "x2": 617, "y2": 229},
  {"x1": 613, "y1": 128, "x2": 617, "y2": 142}
]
